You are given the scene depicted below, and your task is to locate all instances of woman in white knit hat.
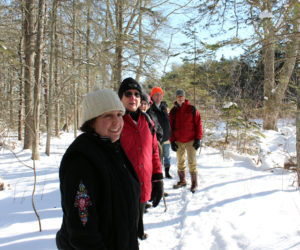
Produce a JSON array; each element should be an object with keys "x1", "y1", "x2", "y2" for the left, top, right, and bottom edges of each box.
[{"x1": 56, "y1": 89, "x2": 141, "y2": 250}]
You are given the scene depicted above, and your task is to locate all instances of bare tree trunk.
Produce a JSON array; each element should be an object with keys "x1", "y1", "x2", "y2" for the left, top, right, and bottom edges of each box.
[
  {"x1": 295, "y1": 13, "x2": 300, "y2": 187},
  {"x1": 262, "y1": 2, "x2": 277, "y2": 130},
  {"x1": 23, "y1": 0, "x2": 36, "y2": 149},
  {"x1": 45, "y1": 0, "x2": 57, "y2": 155},
  {"x1": 263, "y1": 2, "x2": 299, "y2": 130},
  {"x1": 42, "y1": 58, "x2": 48, "y2": 130},
  {"x1": 54, "y1": 13, "x2": 60, "y2": 137},
  {"x1": 18, "y1": 33, "x2": 24, "y2": 141},
  {"x1": 77, "y1": 46, "x2": 83, "y2": 130},
  {"x1": 262, "y1": 44, "x2": 277, "y2": 130},
  {"x1": 72, "y1": 0, "x2": 78, "y2": 138},
  {"x1": 297, "y1": 75, "x2": 300, "y2": 187},
  {"x1": 18, "y1": 1, "x2": 25, "y2": 141},
  {"x1": 136, "y1": 0, "x2": 143, "y2": 82},
  {"x1": 9, "y1": 77, "x2": 14, "y2": 127},
  {"x1": 113, "y1": 0, "x2": 123, "y2": 90},
  {"x1": 32, "y1": 0, "x2": 45, "y2": 160},
  {"x1": 86, "y1": 0, "x2": 91, "y2": 93},
  {"x1": 99, "y1": 0, "x2": 111, "y2": 88}
]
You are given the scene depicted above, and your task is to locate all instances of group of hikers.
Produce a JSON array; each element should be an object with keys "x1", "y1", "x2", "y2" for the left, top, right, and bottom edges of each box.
[{"x1": 55, "y1": 77, "x2": 203, "y2": 249}]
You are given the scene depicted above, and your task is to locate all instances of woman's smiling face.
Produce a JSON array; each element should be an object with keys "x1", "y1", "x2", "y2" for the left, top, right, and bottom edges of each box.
[
  {"x1": 121, "y1": 89, "x2": 141, "y2": 112},
  {"x1": 92, "y1": 110, "x2": 124, "y2": 142}
]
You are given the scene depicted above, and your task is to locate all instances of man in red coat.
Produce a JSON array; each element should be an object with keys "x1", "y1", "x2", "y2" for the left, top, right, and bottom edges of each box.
[
  {"x1": 169, "y1": 89, "x2": 203, "y2": 193},
  {"x1": 118, "y1": 77, "x2": 163, "y2": 240}
]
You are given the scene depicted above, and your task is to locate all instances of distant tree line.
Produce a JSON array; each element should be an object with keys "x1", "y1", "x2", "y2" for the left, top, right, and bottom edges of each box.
[{"x1": 156, "y1": 48, "x2": 297, "y2": 113}]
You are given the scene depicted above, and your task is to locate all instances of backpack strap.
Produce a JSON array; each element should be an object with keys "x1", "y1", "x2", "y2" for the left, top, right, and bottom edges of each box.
[
  {"x1": 141, "y1": 112, "x2": 155, "y2": 136},
  {"x1": 192, "y1": 106, "x2": 196, "y2": 120},
  {"x1": 171, "y1": 107, "x2": 176, "y2": 131},
  {"x1": 171, "y1": 105, "x2": 196, "y2": 131}
]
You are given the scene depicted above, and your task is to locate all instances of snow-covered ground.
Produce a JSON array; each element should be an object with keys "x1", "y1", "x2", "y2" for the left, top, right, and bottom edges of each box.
[{"x1": 0, "y1": 122, "x2": 299, "y2": 250}]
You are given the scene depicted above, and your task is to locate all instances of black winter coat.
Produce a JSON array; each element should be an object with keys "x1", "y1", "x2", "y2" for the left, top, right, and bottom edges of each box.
[
  {"x1": 147, "y1": 101, "x2": 171, "y2": 143},
  {"x1": 56, "y1": 133, "x2": 141, "y2": 250}
]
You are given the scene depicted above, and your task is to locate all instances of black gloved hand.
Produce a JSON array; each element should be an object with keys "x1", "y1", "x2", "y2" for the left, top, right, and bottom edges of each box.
[
  {"x1": 193, "y1": 139, "x2": 201, "y2": 150},
  {"x1": 171, "y1": 141, "x2": 178, "y2": 152},
  {"x1": 150, "y1": 180, "x2": 164, "y2": 207}
]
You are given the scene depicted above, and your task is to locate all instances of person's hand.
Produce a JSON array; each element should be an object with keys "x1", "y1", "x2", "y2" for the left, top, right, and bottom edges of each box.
[
  {"x1": 193, "y1": 139, "x2": 201, "y2": 150},
  {"x1": 151, "y1": 180, "x2": 163, "y2": 207},
  {"x1": 171, "y1": 141, "x2": 178, "y2": 152}
]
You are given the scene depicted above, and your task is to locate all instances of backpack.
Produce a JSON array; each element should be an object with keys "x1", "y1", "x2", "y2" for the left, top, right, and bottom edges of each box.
[{"x1": 171, "y1": 105, "x2": 196, "y2": 131}]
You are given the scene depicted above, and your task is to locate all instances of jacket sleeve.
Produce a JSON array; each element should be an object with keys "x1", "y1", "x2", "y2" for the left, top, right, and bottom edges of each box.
[
  {"x1": 151, "y1": 123, "x2": 163, "y2": 176},
  {"x1": 194, "y1": 109, "x2": 203, "y2": 140},
  {"x1": 60, "y1": 154, "x2": 108, "y2": 249},
  {"x1": 169, "y1": 107, "x2": 175, "y2": 142}
]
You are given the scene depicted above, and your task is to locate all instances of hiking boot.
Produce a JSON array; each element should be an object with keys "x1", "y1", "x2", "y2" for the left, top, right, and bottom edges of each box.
[
  {"x1": 165, "y1": 165, "x2": 172, "y2": 179},
  {"x1": 173, "y1": 171, "x2": 186, "y2": 189},
  {"x1": 190, "y1": 172, "x2": 198, "y2": 193}
]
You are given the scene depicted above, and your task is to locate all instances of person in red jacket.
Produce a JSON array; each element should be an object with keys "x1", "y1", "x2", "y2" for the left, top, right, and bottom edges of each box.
[
  {"x1": 118, "y1": 77, "x2": 163, "y2": 240},
  {"x1": 169, "y1": 89, "x2": 203, "y2": 193}
]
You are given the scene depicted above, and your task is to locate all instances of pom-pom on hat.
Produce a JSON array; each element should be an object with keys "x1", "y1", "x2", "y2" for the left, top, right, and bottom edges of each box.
[
  {"x1": 176, "y1": 89, "x2": 185, "y2": 97},
  {"x1": 80, "y1": 89, "x2": 125, "y2": 127},
  {"x1": 151, "y1": 86, "x2": 163, "y2": 97},
  {"x1": 118, "y1": 77, "x2": 142, "y2": 98}
]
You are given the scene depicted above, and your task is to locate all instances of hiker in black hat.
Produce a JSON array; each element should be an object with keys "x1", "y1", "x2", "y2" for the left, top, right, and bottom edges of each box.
[
  {"x1": 139, "y1": 92, "x2": 152, "y2": 113},
  {"x1": 118, "y1": 77, "x2": 164, "y2": 240}
]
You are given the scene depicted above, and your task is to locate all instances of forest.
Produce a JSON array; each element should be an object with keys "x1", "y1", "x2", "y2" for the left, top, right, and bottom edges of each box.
[{"x1": 0, "y1": 1, "x2": 299, "y2": 180}]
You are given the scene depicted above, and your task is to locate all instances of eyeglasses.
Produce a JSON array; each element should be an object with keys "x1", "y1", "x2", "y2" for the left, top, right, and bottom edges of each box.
[{"x1": 124, "y1": 91, "x2": 140, "y2": 98}]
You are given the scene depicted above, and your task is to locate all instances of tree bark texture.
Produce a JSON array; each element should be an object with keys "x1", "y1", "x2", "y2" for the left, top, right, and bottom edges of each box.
[
  {"x1": 45, "y1": 0, "x2": 57, "y2": 155},
  {"x1": 18, "y1": 34, "x2": 24, "y2": 141},
  {"x1": 113, "y1": 0, "x2": 123, "y2": 90},
  {"x1": 23, "y1": 0, "x2": 36, "y2": 149},
  {"x1": 32, "y1": 0, "x2": 46, "y2": 160},
  {"x1": 297, "y1": 78, "x2": 300, "y2": 187},
  {"x1": 263, "y1": 1, "x2": 299, "y2": 130}
]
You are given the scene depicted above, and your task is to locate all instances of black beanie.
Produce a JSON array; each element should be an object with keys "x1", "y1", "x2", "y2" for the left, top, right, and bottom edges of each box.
[
  {"x1": 141, "y1": 92, "x2": 150, "y2": 104},
  {"x1": 118, "y1": 77, "x2": 142, "y2": 98}
]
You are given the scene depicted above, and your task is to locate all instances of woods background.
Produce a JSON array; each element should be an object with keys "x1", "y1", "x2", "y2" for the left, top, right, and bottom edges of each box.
[{"x1": 0, "y1": 0, "x2": 298, "y2": 172}]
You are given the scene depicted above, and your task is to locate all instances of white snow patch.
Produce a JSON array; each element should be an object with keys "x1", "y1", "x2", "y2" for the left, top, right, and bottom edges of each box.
[{"x1": 0, "y1": 122, "x2": 299, "y2": 250}]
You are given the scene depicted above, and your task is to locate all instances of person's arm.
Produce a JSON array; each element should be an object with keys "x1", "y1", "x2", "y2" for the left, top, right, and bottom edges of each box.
[
  {"x1": 151, "y1": 127, "x2": 163, "y2": 175},
  {"x1": 194, "y1": 109, "x2": 203, "y2": 140},
  {"x1": 150, "y1": 131, "x2": 164, "y2": 207},
  {"x1": 60, "y1": 154, "x2": 108, "y2": 249},
  {"x1": 169, "y1": 108, "x2": 175, "y2": 142}
]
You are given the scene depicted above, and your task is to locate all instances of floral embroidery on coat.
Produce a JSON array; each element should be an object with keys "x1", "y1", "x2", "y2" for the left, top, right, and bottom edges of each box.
[{"x1": 74, "y1": 181, "x2": 92, "y2": 226}]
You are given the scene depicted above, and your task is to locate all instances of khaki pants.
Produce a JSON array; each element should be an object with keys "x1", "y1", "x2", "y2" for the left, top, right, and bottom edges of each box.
[{"x1": 176, "y1": 141, "x2": 197, "y2": 173}]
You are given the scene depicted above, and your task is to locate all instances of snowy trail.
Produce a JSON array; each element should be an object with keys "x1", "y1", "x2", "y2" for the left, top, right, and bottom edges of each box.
[
  {"x1": 1, "y1": 129, "x2": 300, "y2": 250},
  {"x1": 141, "y1": 147, "x2": 300, "y2": 250}
]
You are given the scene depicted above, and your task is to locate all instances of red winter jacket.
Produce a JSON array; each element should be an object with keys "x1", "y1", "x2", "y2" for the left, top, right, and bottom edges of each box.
[
  {"x1": 169, "y1": 99, "x2": 203, "y2": 143},
  {"x1": 120, "y1": 113, "x2": 162, "y2": 203}
]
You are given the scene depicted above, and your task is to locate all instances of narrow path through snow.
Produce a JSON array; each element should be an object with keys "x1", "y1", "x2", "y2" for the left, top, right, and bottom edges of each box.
[
  {"x1": 0, "y1": 130, "x2": 299, "y2": 250},
  {"x1": 140, "y1": 147, "x2": 300, "y2": 250}
]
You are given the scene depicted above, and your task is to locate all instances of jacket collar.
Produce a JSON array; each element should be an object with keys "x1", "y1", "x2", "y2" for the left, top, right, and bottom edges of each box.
[
  {"x1": 125, "y1": 109, "x2": 140, "y2": 122},
  {"x1": 174, "y1": 99, "x2": 190, "y2": 108}
]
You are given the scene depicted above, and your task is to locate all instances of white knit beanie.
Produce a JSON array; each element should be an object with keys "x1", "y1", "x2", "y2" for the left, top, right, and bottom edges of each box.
[{"x1": 80, "y1": 89, "x2": 125, "y2": 127}]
